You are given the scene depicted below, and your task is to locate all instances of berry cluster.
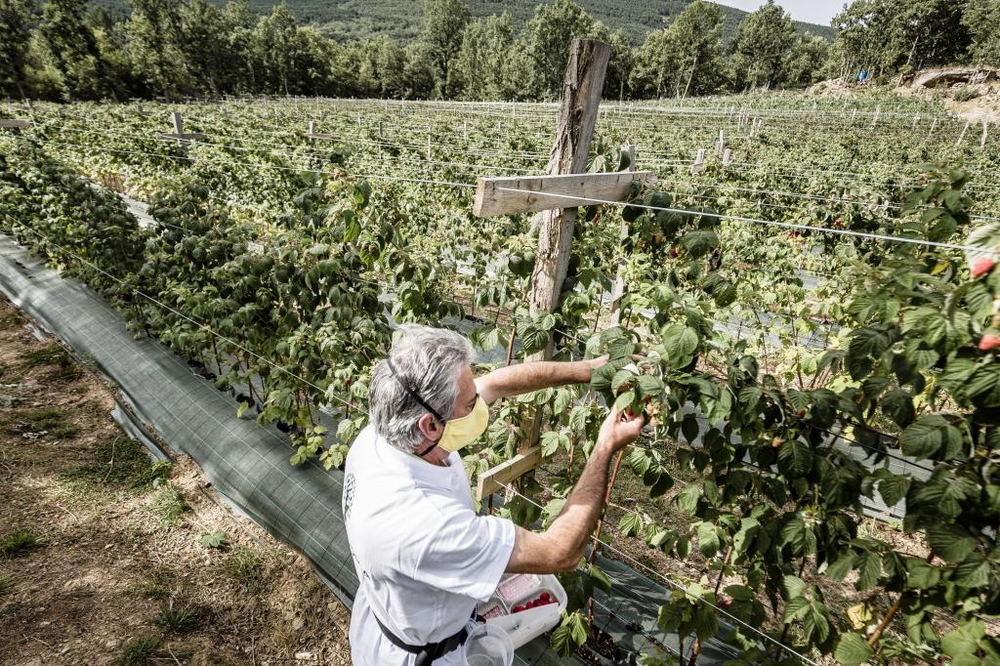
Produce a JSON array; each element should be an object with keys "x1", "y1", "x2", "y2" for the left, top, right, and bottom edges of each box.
[{"x1": 511, "y1": 591, "x2": 555, "y2": 613}]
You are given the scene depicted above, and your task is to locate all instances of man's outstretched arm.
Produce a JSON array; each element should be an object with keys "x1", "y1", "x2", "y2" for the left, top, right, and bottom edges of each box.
[
  {"x1": 475, "y1": 357, "x2": 605, "y2": 405},
  {"x1": 504, "y1": 408, "x2": 643, "y2": 573}
]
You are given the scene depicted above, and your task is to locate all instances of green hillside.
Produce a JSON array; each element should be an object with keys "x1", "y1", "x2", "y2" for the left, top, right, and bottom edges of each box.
[{"x1": 90, "y1": 0, "x2": 835, "y2": 45}]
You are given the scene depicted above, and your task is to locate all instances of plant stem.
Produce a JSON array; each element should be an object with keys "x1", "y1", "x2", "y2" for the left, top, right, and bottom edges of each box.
[{"x1": 868, "y1": 592, "x2": 905, "y2": 646}]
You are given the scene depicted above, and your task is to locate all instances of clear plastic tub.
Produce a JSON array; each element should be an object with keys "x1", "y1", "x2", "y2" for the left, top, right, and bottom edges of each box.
[{"x1": 477, "y1": 573, "x2": 567, "y2": 649}]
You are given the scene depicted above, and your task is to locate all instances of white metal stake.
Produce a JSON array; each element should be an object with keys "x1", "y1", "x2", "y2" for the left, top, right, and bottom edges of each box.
[
  {"x1": 957, "y1": 119, "x2": 970, "y2": 147},
  {"x1": 692, "y1": 148, "x2": 706, "y2": 175},
  {"x1": 982, "y1": 121, "x2": 989, "y2": 150},
  {"x1": 928, "y1": 117, "x2": 938, "y2": 139},
  {"x1": 912, "y1": 114, "x2": 919, "y2": 131}
]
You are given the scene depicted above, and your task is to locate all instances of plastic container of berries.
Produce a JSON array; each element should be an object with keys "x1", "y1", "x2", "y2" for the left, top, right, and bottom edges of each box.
[{"x1": 476, "y1": 573, "x2": 567, "y2": 649}]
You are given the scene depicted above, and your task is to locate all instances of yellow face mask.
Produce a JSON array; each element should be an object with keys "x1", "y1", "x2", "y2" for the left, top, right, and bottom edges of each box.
[
  {"x1": 386, "y1": 359, "x2": 490, "y2": 456},
  {"x1": 435, "y1": 395, "x2": 489, "y2": 453}
]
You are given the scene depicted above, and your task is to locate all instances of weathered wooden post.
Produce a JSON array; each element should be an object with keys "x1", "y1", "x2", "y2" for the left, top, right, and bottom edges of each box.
[{"x1": 527, "y1": 39, "x2": 611, "y2": 361}]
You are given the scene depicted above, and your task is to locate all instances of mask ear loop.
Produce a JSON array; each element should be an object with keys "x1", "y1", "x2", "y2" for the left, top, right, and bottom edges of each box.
[{"x1": 385, "y1": 358, "x2": 446, "y2": 458}]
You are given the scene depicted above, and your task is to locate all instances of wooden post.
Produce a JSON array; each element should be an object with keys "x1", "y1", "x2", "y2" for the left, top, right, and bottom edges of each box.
[
  {"x1": 307, "y1": 121, "x2": 333, "y2": 140},
  {"x1": 981, "y1": 121, "x2": 989, "y2": 150},
  {"x1": 610, "y1": 145, "x2": 637, "y2": 326},
  {"x1": 722, "y1": 148, "x2": 732, "y2": 167},
  {"x1": 523, "y1": 38, "x2": 610, "y2": 450},
  {"x1": 912, "y1": 114, "x2": 919, "y2": 130},
  {"x1": 155, "y1": 112, "x2": 205, "y2": 142},
  {"x1": 427, "y1": 135, "x2": 432, "y2": 159},
  {"x1": 870, "y1": 107, "x2": 880, "y2": 128},
  {"x1": 714, "y1": 129, "x2": 725, "y2": 157}
]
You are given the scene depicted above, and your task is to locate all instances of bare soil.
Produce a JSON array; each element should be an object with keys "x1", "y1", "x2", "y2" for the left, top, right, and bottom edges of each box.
[{"x1": 0, "y1": 295, "x2": 352, "y2": 666}]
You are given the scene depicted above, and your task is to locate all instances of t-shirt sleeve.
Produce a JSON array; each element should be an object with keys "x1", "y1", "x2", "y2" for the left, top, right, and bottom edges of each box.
[{"x1": 412, "y1": 512, "x2": 515, "y2": 602}]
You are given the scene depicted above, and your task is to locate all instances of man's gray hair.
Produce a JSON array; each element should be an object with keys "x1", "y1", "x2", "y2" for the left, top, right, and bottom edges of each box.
[{"x1": 369, "y1": 325, "x2": 475, "y2": 453}]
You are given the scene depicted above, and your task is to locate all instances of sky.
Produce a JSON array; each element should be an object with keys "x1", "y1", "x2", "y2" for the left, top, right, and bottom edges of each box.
[{"x1": 717, "y1": 1, "x2": 847, "y2": 26}]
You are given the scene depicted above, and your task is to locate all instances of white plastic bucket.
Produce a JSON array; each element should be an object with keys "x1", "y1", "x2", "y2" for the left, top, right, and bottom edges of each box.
[{"x1": 463, "y1": 622, "x2": 514, "y2": 666}]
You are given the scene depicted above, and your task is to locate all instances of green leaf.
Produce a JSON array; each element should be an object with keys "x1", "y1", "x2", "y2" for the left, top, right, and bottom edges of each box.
[
  {"x1": 678, "y1": 229, "x2": 719, "y2": 258},
  {"x1": 696, "y1": 522, "x2": 720, "y2": 558},
  {"x1": 954, "y1": 556, "x2": 990, "y2": 588},
  {"x1": 612, "y1": 368, "x2": 637, "y2": 393},
  {"x1": 551, "y1": 611, "x2": 589, "y2": 657},
  {"x1": 540, "y1": 430, "x2": 563, "y2": 457},
  {"x1": 939, "y1": 357, "x2": 977, "y2": 392},
  {"x1": 874, "y1": 471, "x2": 910, "y2": 507},
  {"x1": 782, "y1": 597, "x2": 810, "y2": 624},
  {"x1": 568, "y1": 405, "x2": 589, "y2": 433},
  {"x1": 834, "y1": 632, "x2": 874, "y2": 666},
  {"x1": 856, "y1": 552, "x2": 881, "y2": 590},
  {"x1": 900, "y1": 414, "x2": 948, "y2": 459},
  {"x1": 905, "y1": 559, "x2": 940, "y2": 589},
  {"x1": 782, "y1": 575, "x2": 806, "y2": 600},
  {"x1": 676, "y1": 484, "x2": 701, "y2": 515},
  {"x1": 590, "y1": 363, "x2": 616, "y2": 393},
  {"x1": 628, "y1": 448, "x2": 652, "y2": 477},
  {"x1": 942, "y1": 620, "x2": 988, "y2": 666},
  {"x1": 882, "y1": 389, "x2": 915, "y2": 428},
  {"x1": 777, "y1": 438, "x2": 812, "y2": 476},
  {"x1": 826, "y1": 552, "x2": 857, "y2": 581},
  {"x1": 619, "y1": 511, "x2": 645, "y2": 538},
  {"x1": 588, "y1": 564, "x2": 613, "y2": 595},
  {"x1": 925, "y1": 524, "x2": 976, "y2": 564}
]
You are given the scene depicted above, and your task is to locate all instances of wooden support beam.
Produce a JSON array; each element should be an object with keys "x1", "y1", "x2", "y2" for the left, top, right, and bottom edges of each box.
[
  {"x1": 155, "y1": 111, "x2": 205, "y2": 142},
  {"x1": 307, "y1": 120, "x2": 333, "y2": 140},
  {"x1": 476, "y1": 446, "x2": 543, "y2": 501},
  {"x1": 473, "y1": 170, "x2": 651, "y2": 218},
  {"x1": 0, "y1": 119, "x2": 30, "y2": 129}
]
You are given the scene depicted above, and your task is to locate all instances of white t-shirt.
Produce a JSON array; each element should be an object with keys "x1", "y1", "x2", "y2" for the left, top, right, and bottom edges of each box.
[{"x1": 343, "y1": 425, "x2": 516, "y2": 665}]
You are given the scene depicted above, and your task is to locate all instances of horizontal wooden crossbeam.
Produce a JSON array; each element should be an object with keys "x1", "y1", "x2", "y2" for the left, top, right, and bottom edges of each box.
[
  {"x1": 476, "y1": 445, "x2": 543, "y2": 501},
  {"x1": 0, "y1": 119, "x2": 31, "y2": 129},
  {"x1": 155, "y1": 111, "x2": 205, "y2": 142},
  {"x1": 474, "y1": 171, "x2": 652, "y2": 218}
]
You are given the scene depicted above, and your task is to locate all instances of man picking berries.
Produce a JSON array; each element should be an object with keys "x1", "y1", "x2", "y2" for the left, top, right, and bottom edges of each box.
[{"x1": 342, "y1": 325, "x2": 643, "y2": 665}]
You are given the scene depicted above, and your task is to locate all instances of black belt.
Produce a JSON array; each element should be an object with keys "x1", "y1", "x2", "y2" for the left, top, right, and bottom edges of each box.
[{"x1": 372, "y1": 612, "x2": 470, "y2": 666}]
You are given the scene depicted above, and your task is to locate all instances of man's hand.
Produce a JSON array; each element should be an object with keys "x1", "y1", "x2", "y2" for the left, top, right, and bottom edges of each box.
[{"x1": 596, "y1": 408, "x2": 644, "y2": 454}]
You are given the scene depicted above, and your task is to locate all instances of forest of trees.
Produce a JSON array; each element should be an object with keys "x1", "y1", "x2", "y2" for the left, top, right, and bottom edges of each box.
[{"x1": 0, "y1": 0, "x2": 998, "y2": 103}]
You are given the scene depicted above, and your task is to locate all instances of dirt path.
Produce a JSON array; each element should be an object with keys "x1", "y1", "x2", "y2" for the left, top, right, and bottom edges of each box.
[{"x1": 0, "y1": 295, "x2": 353, "y2": 666}]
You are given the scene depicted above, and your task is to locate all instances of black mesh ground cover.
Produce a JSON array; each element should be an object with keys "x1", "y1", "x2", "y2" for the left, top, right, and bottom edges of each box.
[{"x1": 0, "y1": 232, "x2": 752, "y2": 665}]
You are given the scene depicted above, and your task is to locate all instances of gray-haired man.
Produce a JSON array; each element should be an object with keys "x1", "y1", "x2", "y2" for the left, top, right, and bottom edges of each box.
[{"x1": 343, "y1": 325, "x2": 643, "y2": 665}]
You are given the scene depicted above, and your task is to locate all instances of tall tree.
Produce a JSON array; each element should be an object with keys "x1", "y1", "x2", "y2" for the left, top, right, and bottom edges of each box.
[
  {"x1": 251, "y1": 3, "x2": 311, "y2": 95},
  {"x1": 453, "y1": 12, "x2": 524, "y2": 100},
  {"x1": 121, "y1": 0, "x2": 192, "y2": 98},
  {"x1": 524, "y1": 0, "x2": 597, "y2": 98},
  {"x1": 590, "y1": 24, "x2": 635, "y2": 101},
  {"x1": 729, "y1": 0, "x2": 795, "y2": 90},
  {"x1": 832, "y1": 0, "x2": 971, "y2": 79},
  {"x1": 631, "y1": 0, "x2": 726, "y2": 99},
  {"x1": 38, "y1": 0, "x2": 107, "y2": 99},
  {"x1": 964, "y1": 0, "x2": 1000, "y2": 65},
  {"x1": 178, "y1": 0, "x2": 240, "y2": 96},
  {"x1": 221, "y1": 0, "x2": 259, "y2": 93},
  {"x1": 784, "y1": 32, "x2": 829, "y2": 87},
  {"x1": 419, "y1": 0, "x2": 469, "y2": 98},
  {"x1": 887, "y1": 0, "x2": 970, "y2": 73},
  {"x1": 0, "y1": 0, "x2": 36, "y2": 98}
]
